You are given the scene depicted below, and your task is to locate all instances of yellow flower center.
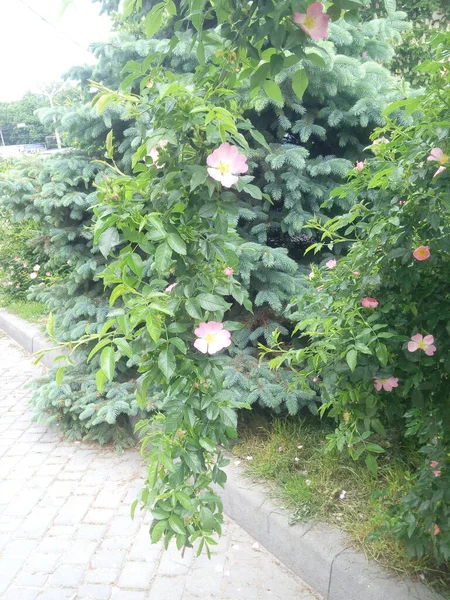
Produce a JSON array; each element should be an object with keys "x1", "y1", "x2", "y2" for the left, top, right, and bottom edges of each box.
[
  {"x1": 204, "y1": 333, "x2": 216, "y2": 343},
  {"x1": 417, "y1": 340, "x2": 427, "y2": 350},
  {"x1": 439, "y1": 153, "x2": 449, "y2": 165},
  {"x1": 218, "y1": 161, "x2": 230, "y2": 174},
  {"x1": 303, "y1": 15, "x2": 316, "y2": 29}
]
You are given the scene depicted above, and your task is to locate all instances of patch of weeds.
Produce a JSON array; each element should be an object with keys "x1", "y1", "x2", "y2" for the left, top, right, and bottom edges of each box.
[{"x1": 233, "y1": 415, "x2": 450, "y2": 593}]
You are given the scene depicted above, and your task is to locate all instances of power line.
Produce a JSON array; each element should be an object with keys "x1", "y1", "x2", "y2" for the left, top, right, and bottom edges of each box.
[{"x1": 19, "y1": 0, "x2": 89, "y2": 51}]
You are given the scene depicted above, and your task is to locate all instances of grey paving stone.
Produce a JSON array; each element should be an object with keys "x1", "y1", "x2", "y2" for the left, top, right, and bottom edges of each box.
[
  {"x1": 77, "y1": 583, "x2": 112, "y2": 599},
  {"x1": 148, "y1": 575, "x2": 186, "y2": 600},
  {"x1": 117, "y1": 561, "x2": 155, "y2": 589},
  {"x1": 48, "y1": 565, "x2": 85, "y2": 587},
  {"x1": 0, "y1": 334, "x2": 322, "y2": 600},
  {"x1": 84, "y1": 568, "x2": 120, "y2": 585}
]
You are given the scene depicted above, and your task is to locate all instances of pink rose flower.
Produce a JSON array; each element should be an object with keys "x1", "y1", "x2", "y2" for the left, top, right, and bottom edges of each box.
[
  {"x1": 427, "y1": 147, "x2": 449, "y2": 165},
  {"x1": 23, "y1": 262, "x2": 28, "y2": 267},
  {"x1": 165, "y1": 282, "x2": 178, "y2": 293},
  {"x1": 193, "y1": 322, "x2": 232, "y2": 355},
  {"x1": 206, "y1": 143, "x2": 248, "y2": 188},
  {"x1": 398, "y1": 200, "x2": 406, "y2": 205},
  {"x1": 147, "y1": 139, "x2": 168, "y2": 168},
  {"x1": 355, "y1": 161, "x2": 364, "y2": 172},
  {"x1": 326, "y1": 258, "x2": 337, "y2": 269},
  {"x1": 413, "y1": 246, "x2": 430, "y2": 261},
  {"x1": 352, "y1": 271, "x2": 360, "y2": 276},
  {"x1": 361, "y1": 297, "x2": 378, "y2": 309},
  {"x1": 30, "y1": 272, "x2": 37, "y2": 279},
  {"x1": 15, "y1": 284, "x2": 20, "y2": 289},
  {"x1": 407, "y1": 334, "x2": 436, "y2": 356},
  {"x1": 294, "y1": 2, "x2": 330, "y2": 40},
  {"x1": 430, "y1": 461, "x2": 439, "y2": 469},
  {"x1": 14, "y1": 257, "x2": 20, "y2": 261},
  {"x1": 433, "y1": 470, "x2": 441, "y2": 478},
  {"x1": 434, "y1": 524, "x2": 440, "y2": 536},
  {"x1": 373, "y1": 377, "x2": 398, "y2": 392},
  {"x1": 433, "y1": 165, "x2": 446, "y2": 178},
  {"x1": 427, "y1": 148, "x2": 448, "y2": 177},
  {"x1": 224, "y1": 267, "x2": 234, "y2": 276}
]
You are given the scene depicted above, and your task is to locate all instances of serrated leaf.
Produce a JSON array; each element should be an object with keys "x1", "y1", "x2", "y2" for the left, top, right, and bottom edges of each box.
[
  {"x1": 105, "y1": 130, "x2": 114, "y2": 158},
  {"x1": 185, "y1": 298, "x2": 203, "y2": 319},
  {"x1": 249, "y1": 128, "x2": 270, "y2": 150},
  {"x1": 197, "y1": 293, "x2": 229, "y2": 312},
  {"x1": 145, "y1": 3, "x2": 165, "y2": 39},
  {"x1": 158, "y1": 348, "x2": 176, "y2": 379},
  {"x1": 99, "y1": 227, "x2": 120, "y2": 258},
  {"x1": 96, "y1": 368, "x2": 107, "y2": 393},
  {"x1": 168, "y1": 515, "x2": 185, "y2": 535},
  {"x1": 263, "y1": 80, "x2": 283, "y2": 103},
  {"x1": 167, "y1": 232, "x2": 187, "y2": 255},
  {"x1": 146, "y1": 313, "x2": 162, "y2": 343},
  {"x1": 175, "y1": 491, "x2": 193, "y2": 510},
  {"x1": 365, "y1": 453, "x2": 378, "y2": 475},
  {"x1": 154, "y1": 243, "x2": 173, "y2": 273},
  {"x1": 346, "y1": 349, "x2": 357, "y2": 372},
  {"x1": 151, "y1": 519, "x2": 167, "y2": 543},
  {"x1": 100, "y1": 346, "x2": 115, "y2": 381},
  {"x1": 375, "y1": 343, "x2": 388, "y2": 366},
  {"x1": 292, "y1": 69, "x2": 309, "y2": 100}
]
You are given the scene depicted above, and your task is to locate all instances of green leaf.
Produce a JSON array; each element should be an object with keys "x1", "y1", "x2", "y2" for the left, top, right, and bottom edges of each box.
[
  {"x1": 375, "y1": 343, "x2": 388, "y2": 366},
  {"x1": 151, "y1": 519, "x2": 167, "y2": 543},
  {"x1": 167, "y1": 233, "x2": 187, "y2": 255},
  {"x1": 105, "y1": 130, "x2": 114, "y2": 159},
  {"x1": 185, "y1": 298, "x2": 203, "y2": 319},
  {"x1": 47, "y1": 312, "x2": 55, "y2": 338},
  {"x1": 199, "y1": 506, "x2": 215, "y2": 531},
  {"x1": 270, "y1": 53, "x2": 284, "y2": 76},
  {"x1": 55, "y1": 366, "x2": 66, "y2": 386},
  {"x1": 158, "y1": 348, "x2": 176, "y2": 379},
  {"x1": 249, "y1": 128, "x2": 270, "y2": 151},
  {"x1": 197, "y1": 293, "x2": 230, "y2": 312},
  {"x1": 305, "y1": 50, "x2": 326, "y2": 68},
  {"x1": 263, "y1": 80, "x2": 283, "y2": 103},
  {"x1": 365, "y1": 453, "x2": 378, "y2": 475},
  {"x1": 154, "y1": 243, "x2": 173, "y2": 273},
  {"x1": 146, "y1": 313, "x2": 162, "y2": 343},
  {"x1": 114, "y1": 337, "x2": 133, "y2": 359},
  {"x1": 99, "y1": 227, "x2": 120, "y2": 258},
  {"x1": 127, "y1": 252, "x2": 144, "y2": 276},
  {"x1": 292, "y1": 69, "x2": 309, "y2": 100},
  {"x1": 175, "y1": 491, "x2": 193, "y2": 510},
  {"x1": 250, "y1": 62, "x2": 270, "y2": 89},
  {"x1": 168, "y1": 515, "x2": 186, "y2": 535},
  {"x1": 366, "y1": 443, "x2": 385, "y2": 454},
  {"x1": 346, "y1": 349, "x2": 357, "y2": 372},
  {"x1": 100, "y1": 346, "x2": 115, "y2": 381},
  {"x1": 96, "y1": 368, "x2": 107, "y2": 393},
  {"x1": 145, "y1": 3, "x2": 165, "y2": 39}
]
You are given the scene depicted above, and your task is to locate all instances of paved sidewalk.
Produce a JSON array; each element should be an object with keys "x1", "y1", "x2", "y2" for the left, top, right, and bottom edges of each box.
[{"x1": 0, "y1": 333, "x2": 321, "y2": 600}]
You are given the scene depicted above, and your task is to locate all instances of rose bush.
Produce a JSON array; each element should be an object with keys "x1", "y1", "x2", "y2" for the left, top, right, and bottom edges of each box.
[{"x1": 266, "y1": 33, "x2": 450, "y2": 563}]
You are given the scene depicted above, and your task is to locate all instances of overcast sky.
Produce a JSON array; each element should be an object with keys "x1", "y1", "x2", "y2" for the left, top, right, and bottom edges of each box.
[{"x1": 0, "y1": 0, "x2": 112, "y2": 102}]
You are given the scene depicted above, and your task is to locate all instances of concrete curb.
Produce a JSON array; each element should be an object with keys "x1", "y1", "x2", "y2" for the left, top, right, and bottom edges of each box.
[
  {"x1": 0, "y1": 308, "x2": 445, "y2": 600},
  {"x1": 0, "y1": 308, "x2": 67, "y2": 369}
]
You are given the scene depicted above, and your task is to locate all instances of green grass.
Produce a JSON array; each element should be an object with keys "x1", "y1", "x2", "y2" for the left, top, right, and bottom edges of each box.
[
  {"x1": 2, "y1": 300, "x2": 48, "y2": 324},
  {"x1": 233, "y1": 415, "x2": 449, "y2": 592}
]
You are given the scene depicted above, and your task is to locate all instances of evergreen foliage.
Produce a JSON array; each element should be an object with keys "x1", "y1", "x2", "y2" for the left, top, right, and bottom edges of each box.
[{"x1": 0, "y1": 0, "x2": 413, "y2": 441}]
